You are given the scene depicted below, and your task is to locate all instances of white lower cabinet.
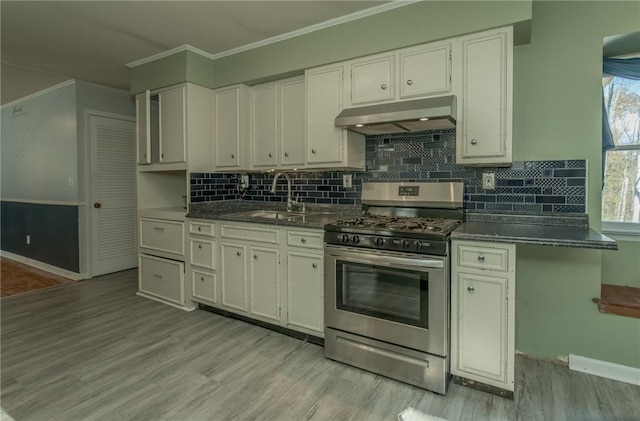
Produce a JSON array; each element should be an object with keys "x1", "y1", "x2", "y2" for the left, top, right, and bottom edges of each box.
[
  {"x1": 193, "y1": 220, "x2": 324, "y2": 337},
  {"x1": 286, "y1": 250, "x2": 323, "y2": 335},
  {"x1": 188, "y1": 220, "x2": 217, "y2": 304},
  {"x1": 451, "y1": 240, "x2": 515, "y2": 392},
  {"x1": 139, "y1": 254, "x2": 184, "y2": 306}
]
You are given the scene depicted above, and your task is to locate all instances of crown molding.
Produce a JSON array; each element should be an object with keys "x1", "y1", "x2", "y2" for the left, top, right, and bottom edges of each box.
[{"x1": 127, "y1": 0, "x2": 419, "y2": 68}]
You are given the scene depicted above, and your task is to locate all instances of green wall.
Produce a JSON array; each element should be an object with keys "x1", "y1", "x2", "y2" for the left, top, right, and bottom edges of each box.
[{"x1": 602, "y1": 240, "x2": 640, "y2": 289}]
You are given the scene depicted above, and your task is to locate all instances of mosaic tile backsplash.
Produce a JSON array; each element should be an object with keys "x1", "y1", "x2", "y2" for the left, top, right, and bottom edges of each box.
[{"x1": 190, "y1": 129, "x2": 586, "y2": 213}]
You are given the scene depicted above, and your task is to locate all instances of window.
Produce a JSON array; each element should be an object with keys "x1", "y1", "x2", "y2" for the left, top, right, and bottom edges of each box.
[{"x1": 602, "y1": 75, "x2": 640, "y2": 234}]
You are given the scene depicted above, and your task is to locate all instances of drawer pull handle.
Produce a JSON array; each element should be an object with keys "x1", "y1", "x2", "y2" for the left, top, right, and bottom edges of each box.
[
  {"x1": 312, "y1": 263, "x2": 317, "y2": 269},
  {"x1": 153, "y1": 273, "x2": 163, "y2": 279},
  {"x1": 468, "y1": 286, "x2": 475, "y2": 293},
  {"x1": 236, "y1": 251, "x2": 241, "y2": 256},
  {"x1": 301, "y1": 238, "x2": 306, "y2": 243},
  {"x1": 253, "y1": 254, "x2": 258, "y2": 259},
  {"x1": 477, "y1": 255, "x2": 485, "y2": 262},
  {"x1": 153, "y1": 226, "x2": 164, "y2": 231}
]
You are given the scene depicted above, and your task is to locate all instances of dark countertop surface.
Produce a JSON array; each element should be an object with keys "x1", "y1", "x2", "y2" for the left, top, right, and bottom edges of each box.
[
  {"x1": 187, "y1": 200, "x2": 361, "y2": 230},
  {"x1": 451, "y1": 212, "x2": 618, "y2": 250}
]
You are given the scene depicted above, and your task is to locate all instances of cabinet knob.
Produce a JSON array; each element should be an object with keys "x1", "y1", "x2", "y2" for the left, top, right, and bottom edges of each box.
[
  {"x1": 312, "y1": 263, "x2": 317, "y2": 268},
  {"x1": 161, "y1": 153, "x2": 164, "y2": 158},
  {"x1": 471, "y1": 139, "x2": 478, "y2": 145},
  {"x1": 198, "y1": 244, "x2": 202, "y2": 249},
  {"x1": 311, "y1": 149, "x2": 317, "y2": 154},
  {"x1": 406, "y1": 79, "x2": 413, "y2": 85},
  {"x1": 253, "y1": 254, "x2": 258, "y2": 259},
  {"x1": 477, "y1": 255, "x2": 485, "y2": 262},
  {"x1": 468, "y1": 286, "x2": 475, "y2": 293},
  {"x1": 301, "y1": 238, "x2": 306, "y2": 243},
  {"x1": 268, "y1": 153, "x2": 272, "y2": 158},
  {"x1": 200, "y1": 276, "x2": 205, "y2": 281},
  {"x1": 236, "y1": 251, "x2": 241, "y2": 256},
  {"x1": 231, "y1": 154, "x2": 235, "y2": 159},
  {"x1": 381, "y1": 84, "x2": 387, "y2": 90},
  {"x1": 284, "y1": 152, "x2": 289, "y2": 157},
  {"x1": 198, "y1": 227, "x2": 202, "y2": 231}
]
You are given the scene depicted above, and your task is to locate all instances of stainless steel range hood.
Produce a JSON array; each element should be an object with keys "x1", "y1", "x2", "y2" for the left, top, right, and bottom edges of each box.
[{"x1": 335, "y1": 95, "x2": 456, "y2": 135}]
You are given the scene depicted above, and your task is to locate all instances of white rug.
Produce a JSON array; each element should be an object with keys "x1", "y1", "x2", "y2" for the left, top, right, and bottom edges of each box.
[
  {"x1": 0, "y1": 408, "x2": 15, "y2": 421},
  {"x1": 398, "y1": 407, "x2": 449, "y2": 421}
]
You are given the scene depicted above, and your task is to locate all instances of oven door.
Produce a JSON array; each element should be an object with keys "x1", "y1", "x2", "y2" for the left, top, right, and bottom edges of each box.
[{"x1": 324, "y1": 244, "x2": 448, "y2": 357}]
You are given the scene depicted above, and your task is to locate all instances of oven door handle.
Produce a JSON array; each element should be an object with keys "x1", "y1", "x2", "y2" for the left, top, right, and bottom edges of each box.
[{"x1": 329, "y1": 254, "x2": 444, "y2": 271}]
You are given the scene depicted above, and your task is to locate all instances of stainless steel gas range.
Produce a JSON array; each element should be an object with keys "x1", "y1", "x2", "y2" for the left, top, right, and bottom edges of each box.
[{"x1": 323, "y1": 181, "x2": 464, "y2": 394}]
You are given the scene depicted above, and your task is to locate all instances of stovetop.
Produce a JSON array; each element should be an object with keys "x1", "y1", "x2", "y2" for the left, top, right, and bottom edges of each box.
[{"x1": 328, "y1": 215, "x2": 462, "y2": 237}]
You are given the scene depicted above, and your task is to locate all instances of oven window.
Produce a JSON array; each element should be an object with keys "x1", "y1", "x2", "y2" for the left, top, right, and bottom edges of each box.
[{"x1": 336, "y1": 260, "x2": 428, "y2": 328}]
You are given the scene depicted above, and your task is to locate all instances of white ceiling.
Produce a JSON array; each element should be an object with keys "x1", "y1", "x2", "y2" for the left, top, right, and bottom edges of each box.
[{"x1": 1, "y1": 0, "x2": 391, "y2": 105}]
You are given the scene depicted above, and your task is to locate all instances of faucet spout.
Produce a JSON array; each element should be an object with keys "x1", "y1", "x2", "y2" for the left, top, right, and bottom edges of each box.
[{"x1": 270, "y1": 172, "x2": 297, "y2": 212}]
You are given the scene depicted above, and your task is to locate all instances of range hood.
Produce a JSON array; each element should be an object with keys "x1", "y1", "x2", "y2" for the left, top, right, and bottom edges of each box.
[{"x1": 335, "y1": 95, "x2": 456, "y2": 135}]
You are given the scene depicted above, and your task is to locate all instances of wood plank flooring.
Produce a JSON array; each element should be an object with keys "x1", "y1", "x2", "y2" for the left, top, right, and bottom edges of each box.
[
  {"x1": 1, "y1": 269, "x2": 639, "y2": 421},
  {"x1": 0, "y1": 257, "x2": 73, "y2": 298}
]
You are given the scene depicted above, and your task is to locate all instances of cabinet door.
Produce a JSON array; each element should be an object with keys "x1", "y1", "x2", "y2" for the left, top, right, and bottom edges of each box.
[
  {"x1": 456, "y1": 271, "x2": 508, "y2": 382},
  {"x1": 458, "y1": 28, "x2": 512, "y2": 163},
  {"x1": 279, "y1": 78, "x2": 305, "y2": 167},
  {"x1": 400, "y1": 43, "x2": 451, "y2": 99},
  {"x1": 139, "y1": 254, "x2": 184, "y2": 305},
  {"x1": 349, "y1": 54, "x2": 395, "y2": 106},
  {"x1": 214, "y1": 86, "x2": 244, "y2": 168},
  {"x1": 251, "y1": 83, "x2": 278, "y2": 168},
  {"x1": 220, "y1": 242, "x2": 248, "y2": 312},
  {"x1": 136, "y1": 91, "x2": 151, "y2": 164},
  {"x1": 306, "y1": 65, "x2": 345, "y2": 165},
  {"x1": 287, "y1": 251, "x2": 323, "y2": 335},
  {"x1": 159, "y1": 87, "x2": 186, "y2": 163},
  {"x1": 192, "y1": 269, "x2": 217, "y2": 303},
  {"x1": 249, "y1": 246, "x2": 280, "y2": 322}
]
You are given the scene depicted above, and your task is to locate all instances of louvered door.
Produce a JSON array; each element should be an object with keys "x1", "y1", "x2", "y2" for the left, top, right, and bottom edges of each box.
[{"x1": 90, "y1": 115, "x2": 138, "y2": 276}]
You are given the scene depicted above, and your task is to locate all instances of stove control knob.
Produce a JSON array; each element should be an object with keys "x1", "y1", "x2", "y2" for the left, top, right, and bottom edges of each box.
[
  {"x1": 416, "y1": 241, "x2": 431, "y2": 249},
  {"x1": 375, "y1": 237, "x2": 385, "y2": 247},
  {"x1": 341, "y1": 234, "x2": 350, "y2": 244},
  {"x1": 351, "y1": 235, "x2": 360, "y2": 244},
  {"x1": 402, "y1": 240, "x2": 411, "y2": 249}
]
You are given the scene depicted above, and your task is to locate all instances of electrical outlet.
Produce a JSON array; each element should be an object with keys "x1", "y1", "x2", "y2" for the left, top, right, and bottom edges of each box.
[
  {"x1": 26, "y1": 235, "x2": 31, "y2": 245},
  {"x1": 68, "y1": 177, "x2": 74, "y2": 186},
  {"x1": 482, "y1": 172, "x2": 496, "y2": 190},
  {"x1": 239, "y1": 174, "x2": 249, "y2": 190},
  {"x1": 342, "y1": 174, "x2": 352, "y2": 188}
]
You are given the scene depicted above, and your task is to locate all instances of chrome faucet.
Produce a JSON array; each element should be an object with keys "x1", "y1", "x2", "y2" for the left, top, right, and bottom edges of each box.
[{"x1": 270, "y1": 172, "x2": 298, "y2": 212}]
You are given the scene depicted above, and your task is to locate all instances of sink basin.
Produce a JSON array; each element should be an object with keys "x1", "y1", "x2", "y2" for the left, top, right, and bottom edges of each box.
[{"x1": 228, "y1": 210, "x2": 307, "y2": 220}]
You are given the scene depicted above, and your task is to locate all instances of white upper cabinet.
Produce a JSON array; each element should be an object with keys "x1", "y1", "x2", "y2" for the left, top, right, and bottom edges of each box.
[
  {"x1": 305, "y1": 63, "x2": 365, "y2": 169},
  {"x1": 212, "y1": 84, "x2": 250, "y2": 170},
  {"x1": 136, "y1": 86, "x2": 186, "y2": 167},
  {"x1": 399, "y1": 42, "x2": 452, "y2": 99},
  {"x1": 455, "y1": 26, "x2": 513, "y2": 166},
  {"x1": 349, "y1": 54, "x2": 396, "y2": 106},
  {"x1": 250, "y1": 76, "x2": 305, "y2": 170},
  {"x1": 344, "y1": 40, "x2": 452, "y2": 108},
  {"x1": 159, "y1": 87, "x2": 186, "y2": 163}
]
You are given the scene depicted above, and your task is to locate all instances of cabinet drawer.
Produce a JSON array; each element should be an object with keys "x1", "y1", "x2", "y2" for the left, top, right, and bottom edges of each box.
[
  {"x1": 221, "y1": 224, "x2": 279, "y2": 244},
  {"x1": 191, "y1": 269, "x2": 217, "y2": 303},
  {"x1": 190, "y1": 238, "x2": 216, "y2": 269},
  {"x1": 139, "y1": 254, "x2": 184, "y2": 305},
  {"x1": 457, "y1": 244, "x2": 509, "y2": 272},
  {"x1": 140, "y1": 218, "x2": 185, "y2": 256},
  {"x1": 189, "y1": 220, "x2": 216, "y2": 237},
  {"x1": 287, "y1": 230, "x2": 323, "y2": 250}
]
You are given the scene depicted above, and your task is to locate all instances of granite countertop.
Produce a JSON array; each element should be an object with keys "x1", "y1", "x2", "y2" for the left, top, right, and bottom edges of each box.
[
  {"x1": 452, "y1": 212, "x2": 618, "y2": 251},
  {"x1": 187, "y1": 200, "x2": 361, "y2": 229}
]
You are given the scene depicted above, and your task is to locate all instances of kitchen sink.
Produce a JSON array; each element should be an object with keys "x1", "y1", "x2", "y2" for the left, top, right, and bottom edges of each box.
[{"x1": 226, "y1": 209, "x2": 338, "y2": 222}]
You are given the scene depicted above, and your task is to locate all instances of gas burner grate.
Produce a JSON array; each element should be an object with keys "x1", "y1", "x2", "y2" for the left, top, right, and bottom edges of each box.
[{"x1": 333, "y1": 215, "x2": 461, "y2": 235}]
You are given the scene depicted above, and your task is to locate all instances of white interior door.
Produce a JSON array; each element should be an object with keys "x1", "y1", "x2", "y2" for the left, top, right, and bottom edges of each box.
[{"x1": 90, "y1": 115, "x2": 137, "y2": 276}]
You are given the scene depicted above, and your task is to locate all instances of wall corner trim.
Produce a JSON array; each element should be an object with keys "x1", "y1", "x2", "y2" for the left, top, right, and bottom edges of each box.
[{"x1": 569, "y1": 354, "x2": 640, "y2": 386}]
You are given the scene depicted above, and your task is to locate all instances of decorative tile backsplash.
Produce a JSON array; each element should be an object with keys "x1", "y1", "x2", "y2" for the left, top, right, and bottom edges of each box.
[{"x1": 190, "y1": 129, "x2": 586, "y2": 213}]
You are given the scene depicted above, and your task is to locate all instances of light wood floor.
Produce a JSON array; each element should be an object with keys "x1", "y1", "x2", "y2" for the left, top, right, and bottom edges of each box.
[{"x1": 1, "y1": 269, "x2": 638, "y2": 421}]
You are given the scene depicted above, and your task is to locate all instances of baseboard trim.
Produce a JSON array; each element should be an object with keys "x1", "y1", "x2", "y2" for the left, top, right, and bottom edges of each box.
[
  {"x1": 0, "y1": 251, "x2": 86, "y2": 280},
  {"x1": 136, "y1": 291, "x2": 196, "y2": 312},
  {"x1": 569, "y1": 354, "x2": 640, "y2": 386}
]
